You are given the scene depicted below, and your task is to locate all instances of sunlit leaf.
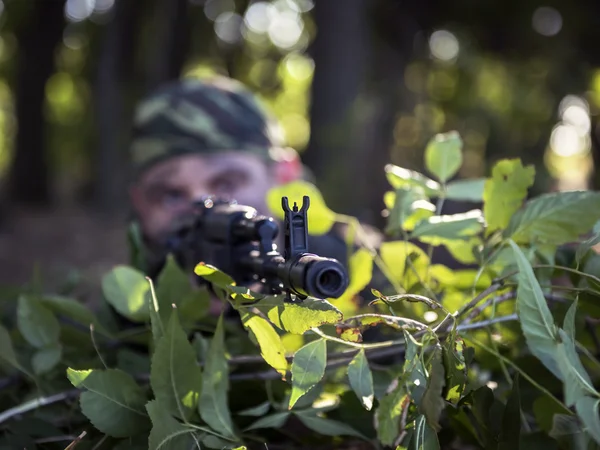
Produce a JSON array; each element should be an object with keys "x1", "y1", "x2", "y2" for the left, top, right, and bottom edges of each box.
[
  {"x1": 146, "y1": 400, "x2": 197, "y2": 450},
  {"x1": 150, "y1": 310, "x2": 203, "y2": 421},
  {"x1": 245, "y1": 412, "x2": 290, "y2": 431},
  {"x1": 102, "y1": 266, "x2": 151, "y2": 322},
  {"x1": 375, "y1": 384, "x2": 410, "y2": 447},
  {"x1": 403, "y1": 331, "x2": 427, "y2": 404},
  {"x1": 338, "y1": 314, "x2": 428, "y2": 343},
  {"x1": 445, "y1": 178, "x2": 486, "y2": 202},
  {"x1": 266, "y1": 180, "x2": 336, "y2": 235},
  {"x1": 385, "y1": 164, "x2": 442, "y2": 197},
  {"x1": 32, "y1": 344, "x2": 62, "y2": 376},
  {"x1": 67, "y1": 368, "x2": 150, "y2": 438},
  {"x1": 199, "y1": 315, "x2": 236, "y2": 439},
  {"x1": 429, "y1": 265, "x2": 492, "y2": 290},
  {"x1": 507, "y1": 191, "x2": 600, "y2": 245},
  {"x1": 239, "y1": 296, "x2": 342, "y2": 335},
  {"x1": 411, "y1": 210, "x2": 484, "y2": 245},
  {"x1": 347, "y1": 349, "x2": 374, "y2": 411},
  {"x1": 424, "y1": 130, "x2": 463, "y2": 183},
  {"x1": 575, "y1": 397, "x2": 600, "y2": 444},
  {"x1": 444, "y1": 237, "x2": 481, "y2": 264},
  {"x1": 483, "y1": 159, "x2": 535, "y2": 234},
  {"x1": 380, "y1": 241, "x2": 430, "y2": 288},
  {"x1": 509, "y1": 240, "x2": 561, "y2": 379},
  {"x1": 242, "y1": 312, "x2": 288, "y2": 379},
  {"x1": 386, "y1": 187, "x2": 435, "y2": 234},
  {"x1": 17, "y1": 295, "x2": 60, "y2": 349},
  {"x1": 294, "y1": 410, "x2": 366, "y2": 439},
  {"x1": 418, "y1": 349, "x2": 445, "y2": 431},
  {"x1": 442, "y1": 331, "x2": 467, "y2": 404},
  {"x1": 289, "y1": 338, "x2": 327, "y2": 409},
  {"x1": 194, "y1": 262, "x2": 236, "y2": 287},
  {"x1": 334, "y1": 248, "x2": 374, "y2": 316}
]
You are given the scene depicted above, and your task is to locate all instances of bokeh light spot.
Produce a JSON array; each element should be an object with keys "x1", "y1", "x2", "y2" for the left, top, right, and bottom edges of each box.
[
  {"x1": 244, "y1": 2, "x2": 275, "y2": 33},
  {"x1": 214, "y1": 12, "x2": 244, "y2": 44},
  {"x1": 268, "y1": 11, "x2": 303, "y2": 49},
  {"x1": 204, "y1": 0, "x2": 235, "y2": 21},
  {"x1": 429, "y1": 30, "x2": 459, "y2": 62},
  {"x1": 65, "y1": 0, "x2": 95, "y2": 22},
  {"x1": 532, "y1": 7, "x2": 562, "y2": 36}
]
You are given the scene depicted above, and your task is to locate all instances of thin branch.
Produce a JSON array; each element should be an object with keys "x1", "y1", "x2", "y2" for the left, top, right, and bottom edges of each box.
[
  {"x1": 0, "y1": 390, "x2": 80, "y2": 425},
  {"x1": 456, "y1": 282, "x2": 504, "y2": 318},
  {"x1": 64, "y1": 430, "x2": 87, "y2": 450}
]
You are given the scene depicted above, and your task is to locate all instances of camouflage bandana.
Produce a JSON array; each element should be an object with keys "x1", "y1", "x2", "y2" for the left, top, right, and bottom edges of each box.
[{"x1": 130, "y1": 76, "x2": 283, "y2": 176}]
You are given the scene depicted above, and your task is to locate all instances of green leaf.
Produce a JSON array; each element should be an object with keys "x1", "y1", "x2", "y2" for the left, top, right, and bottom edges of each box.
[
  {"x1": 242, "y1": 312, "x2": 288, "y2": 378},
  {"x1": 564, "y1": 299, "x2": 578, "y2": 343},
  {"x1": 150, "y1": 310, "x2": 203, "y2": 421},
  {"x1": 499, "y1": 374, "x2": 522, "y2": 450},
  {"x1": 294, "y1": 410, "x2": 366, "y2": 439},
  {"x1": 371, "y1": 294, "x2": 442, "y2": 310},
  {"x1": 575, "y1": 396, "x2": 600, "y2": 444},
  {"x1": 289, "y1": 338, "x2": 327, "y2": 409},
  {"x1": 411, "y1": 210, "x2": 484, "y2": 245},
  {"x1": 199, "y1": 315, "x2": 236, "y2": 439},
  {"x1": 67, "y1": 368, "x2": 149, "y2": 438},
  {"x1": 386, "y1": 188, "x2": 436, "y2": 234},
  {"x1": 509, "y1": 240, "x2": 561, "y2": 379},
  {"x1": 556, "y1": 329, "x2": 597, "y2": 406},
  {"x1": 507, "y1": 191, "x2": 600, "y2": 245},
  {"x1": 41, "y1": 295, "x2": 112, "y2": 337},
  {"x1": 380, "y1": 241, "x2": 430, "y2": 289},
  {"x1": 575, "y1": 221, "x2": 600, "y2": 265},
  {"x1": 348, "y1": 349, "x2": 374, "y2": 411},
  {"x1": 442, "y1": 332, "x2": 467, "y2": 404},
  {"x1": 413, "y1": 415, "x2": 441, "y2": 450},
  {"x1": 418, "y1": 349, "x2": 445, "y2": 432},
  {"x1": 403, "y1": 331, "x2": 427, "y2": 404},
  {"x1": 532, "y1": 396, "x2": 572, "y2": 434},
  {"x1": 17, "y1": 295, "x2": 60, "y2": 349},
  {"x1": 424, "y1": 130, "x2": 463, "y2": 183},
  {"x1": 483, "y1": 158, "x2": 535, "y2": 233},
  {"x1": 0, "y1": 325, "x2": 29, "y2": 376},
  {"x1": 239, "y1": 296, "x2": 342, "y2": 335},
  {"x1": 245, "y1": 412, "x2": 290, "y2": 431},
  {"x1": 237, "y1": 401, "x2": 270, "y2": 417},
  {"x1": 102, "y1": 266, "x2": 151, "y2": 322},
  {"x1": 266, "y1": 180, "x2": 336, "y2": 235},
  {"x1": 346, "y1": 248, "x2": 374, "y2": 295},
  {"x1": 445, "y1": 178, "x2": 486, "y2": 202},
  {"x1": 550, "y1": 414, "x2": 590, "y2": 450},
  {"x1": 375, "y1": 383, "x2": 410, "y2": 446},
  {"x1": 146, "y1": 400, "x2": 197, "y2": 450},
  {"x1": 385, "y1": 164, "x2": 442, "y2": 197},
  {"x1": 32, "y1": 344, "x2": 62, "y2": 375},
  {"x1": 194, "y1": 262, "x2": 236, "y2": 286}
]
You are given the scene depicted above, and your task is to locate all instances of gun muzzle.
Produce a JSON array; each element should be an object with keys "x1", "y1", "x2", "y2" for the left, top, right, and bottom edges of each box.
[{"x1": 281, "y1": 254, "x2": 349, "y2": 299}]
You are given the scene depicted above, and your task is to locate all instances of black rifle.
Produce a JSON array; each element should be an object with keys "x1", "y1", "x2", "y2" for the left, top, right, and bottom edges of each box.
[{"x1": 164, "y1": 195, "x2": 349, "y2": 300}]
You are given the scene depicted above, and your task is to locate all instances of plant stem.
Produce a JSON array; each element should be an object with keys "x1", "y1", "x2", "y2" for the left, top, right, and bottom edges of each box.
[
  {"x1": 310, "y1": 327, "x2": 406, "y2": 349},
  {"x1": 462, "y1": 335, "x2": 571, "y2": 414}
]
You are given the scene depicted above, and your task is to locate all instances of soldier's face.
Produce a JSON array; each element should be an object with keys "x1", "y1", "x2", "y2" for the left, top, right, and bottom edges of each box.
[{"x1": 129, "y1": 152, "x2": 277, "y2": 242}]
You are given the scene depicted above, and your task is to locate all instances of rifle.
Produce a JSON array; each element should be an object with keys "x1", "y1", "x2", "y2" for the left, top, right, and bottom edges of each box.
[{"x1": 164, "y1": 195, "x2": 350, "y2": 301}]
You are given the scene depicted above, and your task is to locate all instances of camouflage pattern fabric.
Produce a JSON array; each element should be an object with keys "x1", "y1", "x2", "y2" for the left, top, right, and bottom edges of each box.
[{"x1": 130, "y1": 76, "x2": 283, "y2": 176}]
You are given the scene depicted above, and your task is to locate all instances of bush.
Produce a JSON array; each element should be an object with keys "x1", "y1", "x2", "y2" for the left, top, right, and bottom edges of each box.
[{"x1": 1, "y1": 131, "x2": 600, "y2": 449}]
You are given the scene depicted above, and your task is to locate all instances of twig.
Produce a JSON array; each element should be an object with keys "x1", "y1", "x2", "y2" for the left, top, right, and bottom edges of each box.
[
  {"x1": 0, "y1": 390, "x2": 79, "y2": 425},
  {"x1": 456, "y1": 282, "x2": 504, "y2": 318},
  {"x1": 34, "y1": 435, "x2": 78, "y2": 444},
  {"x1": 64, "y1": 430, "x2": 87, "y2": 449},
  {"x1": 457, "y1": 314, "x2": 518, "y2": 331},
  {"x1": 90, "y1": 324, "x2": 108, "y2": 370}
]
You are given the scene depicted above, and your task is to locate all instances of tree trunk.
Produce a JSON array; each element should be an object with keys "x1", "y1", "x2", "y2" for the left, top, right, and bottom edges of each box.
[
  {"x1": 303, "y1": 0, "x2": 369, "y2": 216},
  {"x1": 145, "y1": 0, "x2": 190, "y2": 92},
  {"x1": 8, "y1": 0, "x2": 66, "y2": 206},
  {"x1": 92, "y1": 0, "x2": 141, "y2": 212}
]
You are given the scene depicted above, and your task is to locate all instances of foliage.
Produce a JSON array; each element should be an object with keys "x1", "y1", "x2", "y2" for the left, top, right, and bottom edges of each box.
[{"x1": 2, "y1": 131, "x2": 600, "y2": 449}]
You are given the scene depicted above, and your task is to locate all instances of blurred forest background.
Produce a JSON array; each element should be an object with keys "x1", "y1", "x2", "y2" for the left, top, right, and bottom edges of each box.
[{"x1": 1, "y1": 0, "x2": 600, "y2": 295}]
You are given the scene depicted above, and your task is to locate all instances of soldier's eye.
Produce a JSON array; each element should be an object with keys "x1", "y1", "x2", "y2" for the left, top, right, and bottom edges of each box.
[{"x1": 162, "y1": 188, "x2": 187, "y2": 207}]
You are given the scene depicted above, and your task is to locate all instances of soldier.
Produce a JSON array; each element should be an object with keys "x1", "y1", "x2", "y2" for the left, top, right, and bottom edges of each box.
[{"x1": 127, "y1": 75, "x2": 382, "y2": 290}]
